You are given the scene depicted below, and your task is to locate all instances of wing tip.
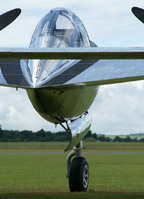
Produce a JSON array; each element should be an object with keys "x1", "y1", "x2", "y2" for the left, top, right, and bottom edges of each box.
[
  {"x1": 0, "y1": 8, "x2": 22, "y2": 31},
  {"x1": 131, "y1": 6, "x2": 144, "y2": 23}
]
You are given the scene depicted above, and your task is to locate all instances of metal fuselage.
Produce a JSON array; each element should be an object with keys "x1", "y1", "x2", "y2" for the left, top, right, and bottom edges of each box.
[
  {"x1": 22, "y1": 8, "x2": 99, "y2": 124},
  {"x1": 27, "y1": 85, "x2": 98, "y2": 124}
]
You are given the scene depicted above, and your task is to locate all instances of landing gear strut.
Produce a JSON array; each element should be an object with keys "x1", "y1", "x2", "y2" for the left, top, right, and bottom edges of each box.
[
  {"x1": 60, "y1": 113, "x2": 91, "y2": 192},
  {"x1": 66, "y1": 141, "x2": 89, "y2": 192}
]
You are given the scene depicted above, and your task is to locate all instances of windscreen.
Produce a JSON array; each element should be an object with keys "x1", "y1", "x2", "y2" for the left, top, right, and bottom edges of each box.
[
  {"x1": 22, "y1": 8, "x2": 90, "y2": 88},
  {"x1": 53, "y1": 14, "x2": 83, "y2": 47}
]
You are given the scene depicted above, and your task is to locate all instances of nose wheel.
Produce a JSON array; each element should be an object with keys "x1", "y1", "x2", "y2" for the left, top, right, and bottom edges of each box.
[
  {"x1": 69, "y1": 156, "x2": 89, "y2": 192},
  {"x1": 66, "y1": 141, "x2": 89, "y2": 192}
]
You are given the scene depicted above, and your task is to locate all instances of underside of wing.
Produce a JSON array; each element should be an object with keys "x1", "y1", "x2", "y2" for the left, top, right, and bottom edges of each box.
[
  {"x1": 42, "y1": 59, "x2": 144, "y2": 87},
  {"x1": 64, "y1": 59, "x2": 144, "y2": 86},
  {"x1": 0, "y1": 60, "x2": 29, "y2": 88},
  {"x1": 0, "y1": 48, "x2": 144, "y2": 88}
]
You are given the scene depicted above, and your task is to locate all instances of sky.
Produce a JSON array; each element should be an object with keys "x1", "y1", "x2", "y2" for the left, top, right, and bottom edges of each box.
[{"x1": 0, "y1": 0, "x2": 144, "y2": 135}]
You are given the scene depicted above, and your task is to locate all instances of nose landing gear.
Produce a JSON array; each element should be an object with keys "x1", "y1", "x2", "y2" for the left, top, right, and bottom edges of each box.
[
  {"x1": 66, "y1": 141, "x2": 89, "y2": 192},
  {"x1": 60, "y1": 113, "x2": 91, "y2": 192}
]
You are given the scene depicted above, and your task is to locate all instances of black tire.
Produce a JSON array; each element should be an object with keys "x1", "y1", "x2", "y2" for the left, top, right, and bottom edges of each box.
[{"x1": 69, "y1": 156, "x2": 89, "y2": 192}]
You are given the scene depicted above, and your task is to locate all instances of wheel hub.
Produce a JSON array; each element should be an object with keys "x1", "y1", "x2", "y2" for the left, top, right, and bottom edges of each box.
[{"x1": 83, "y1": 164, "x2": 89, "y2": 188}]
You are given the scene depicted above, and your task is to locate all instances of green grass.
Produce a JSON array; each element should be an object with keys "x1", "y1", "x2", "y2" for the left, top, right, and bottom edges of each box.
[
  {"x1": 0, "y1": 192, "x2": 144, "y2": 199},
  {"x1": 0, "y1": 153, "x2": 144, "y2": 192},
  {"x1": 0, "y1": 141, "x2": 144, "y2": 152},
  {"x1": 0, "y1": 153, "x2": 68, "y2": 193},
  {"x1": 0, "y1": 142, "x2": 144, "y2": 198},
  {"x1": 0, "y1": 142, "x2": 68, "y2": 152},
  {"x1": 83, "y1": 141, "x2": 144, "y2": 152}
]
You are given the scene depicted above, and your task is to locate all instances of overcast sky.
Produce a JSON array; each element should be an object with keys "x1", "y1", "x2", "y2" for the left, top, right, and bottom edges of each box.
[{"x1": 0, "y1": 0, "x2": 144, "y2": 135}]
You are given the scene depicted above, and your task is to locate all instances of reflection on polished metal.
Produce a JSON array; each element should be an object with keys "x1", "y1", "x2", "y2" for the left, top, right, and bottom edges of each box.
[
  {"x1": 64, "y1": 113, "x2": 91, "y2": 152},
  {"x1": 20, "y1": 7, "x2": 90, "y2": 88}
]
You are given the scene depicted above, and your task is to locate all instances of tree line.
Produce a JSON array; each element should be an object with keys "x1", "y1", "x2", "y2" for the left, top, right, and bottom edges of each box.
[{"x1": 0, "y1": 127, "x2": 144, "y2": 142}]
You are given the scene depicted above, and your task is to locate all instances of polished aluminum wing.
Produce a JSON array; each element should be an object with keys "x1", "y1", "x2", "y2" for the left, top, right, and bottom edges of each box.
[{"x1": 0, "y1": 47, "x2": 144, "y2": 88}]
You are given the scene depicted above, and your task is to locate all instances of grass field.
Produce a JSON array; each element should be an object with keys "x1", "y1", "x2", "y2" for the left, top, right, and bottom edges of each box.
[
  {"x1": 1, "y1": 141, "x2": 144, "y2": 152},
  {"x1": 0, "y1": 142, "x2": 144, "y2": 199}
]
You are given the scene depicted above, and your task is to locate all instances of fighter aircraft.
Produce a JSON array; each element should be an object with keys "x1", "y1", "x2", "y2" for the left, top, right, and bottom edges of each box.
[{"x1": 0, "y1": 7, "x2": 144, "y2": 192}]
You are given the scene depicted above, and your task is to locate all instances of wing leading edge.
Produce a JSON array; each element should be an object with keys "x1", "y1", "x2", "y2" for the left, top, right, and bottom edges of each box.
[{"x1": 0, "y1": 47, "x2": 144, "y2": 59}]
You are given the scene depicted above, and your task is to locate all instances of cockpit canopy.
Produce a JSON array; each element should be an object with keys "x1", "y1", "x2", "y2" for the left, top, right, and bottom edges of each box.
[
  {"x1": 30, "y1": 8, "x2": 90, "y2": 48},
  {"x1": 21, "y1": 8, "x2": 91, "y2": 88}
]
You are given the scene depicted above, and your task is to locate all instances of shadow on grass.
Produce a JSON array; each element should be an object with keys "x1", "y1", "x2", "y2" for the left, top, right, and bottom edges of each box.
[{"x1": 0, "y1": 192, "x2": 144, "y2": 199}]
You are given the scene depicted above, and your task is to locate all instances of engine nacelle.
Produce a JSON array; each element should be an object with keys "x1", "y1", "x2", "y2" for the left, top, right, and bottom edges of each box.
[{"x1": 65, "y1": 113, "x2": 91, "y2": 151}]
